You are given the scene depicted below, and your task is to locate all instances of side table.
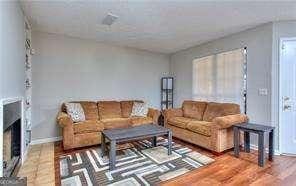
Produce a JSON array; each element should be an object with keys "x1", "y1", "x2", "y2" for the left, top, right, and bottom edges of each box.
[{"x1": 233, "y1": 123, "x2": 275, "y2": 167}]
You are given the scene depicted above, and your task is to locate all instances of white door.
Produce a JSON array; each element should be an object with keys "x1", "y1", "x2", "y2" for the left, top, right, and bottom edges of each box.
[{"x1": 280, "y1": 38, "x2": 296, "y2": 154}]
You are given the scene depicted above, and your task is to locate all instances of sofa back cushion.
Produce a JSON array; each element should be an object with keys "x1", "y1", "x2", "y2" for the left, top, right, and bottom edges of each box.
[
  {"x1": 182, "y1": 100, "x2": 207, "y2": 120},
  {"x1": 120, "y1": 100, "x2": 144, "y2": 118},
  {"x1": 203, "y1": 102, "x2": 240, "y2": 122},
  {"x1": 121, "y1": 101, "x2": 134, "y2": 118},
  {"x1": 62, "y1": 101, "x2": 99, "y2": 120},
  {"x1": 98, "y1": 101, "x2": 122, "y2": 119}
]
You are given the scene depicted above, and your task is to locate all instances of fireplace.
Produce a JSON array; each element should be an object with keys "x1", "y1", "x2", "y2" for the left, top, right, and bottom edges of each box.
[{"x1": 2, "y1": 101, "x2": 22, "y2": 177}]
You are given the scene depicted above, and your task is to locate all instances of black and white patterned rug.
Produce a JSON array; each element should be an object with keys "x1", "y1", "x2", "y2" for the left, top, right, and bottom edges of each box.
[{"x1": 59, "y1": 138, "x2": 214, "y2": 186}]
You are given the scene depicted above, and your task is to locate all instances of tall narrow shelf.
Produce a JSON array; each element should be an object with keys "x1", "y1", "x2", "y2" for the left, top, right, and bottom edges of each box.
[
  {"x1": 24, "y1": 19, "x2": 32, "y2": 147},
  {"x1": 161, "y1": 77, "x2": 173, "y2": 110}
]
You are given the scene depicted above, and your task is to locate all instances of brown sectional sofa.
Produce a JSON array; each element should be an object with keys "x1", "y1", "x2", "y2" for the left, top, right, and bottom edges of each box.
[
  {"x1": 163, "y1": 100, "x2": 248, "y2": 153},
  {"x1": 57, "y1": 100, "x2": 160, "y2": 150}
]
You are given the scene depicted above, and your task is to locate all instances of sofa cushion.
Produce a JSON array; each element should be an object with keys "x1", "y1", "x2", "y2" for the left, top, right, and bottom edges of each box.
[
  {"x1": 121, "y1": 101, "x2": 134, "y2": 118},
  {"x1": 168, "y1": 117, "x2": 194, "y2": 129},
  {"x1": 131, "y1": 102, "x2": 148, "y2": 117},
  {"x1": 65, "y1": 102, "x2": 85, "y2": 122},
  {"x1": 182, "y1": 101, "x2": 207, "y2": 120},
  {"x1": 130, "y1": 116, "x2": 153, "y2": 126},
  {"x1": 186, "y1": 121, "x2": 212, "y2": 137},
  {"x1": 101, "y1": 118, "x2": 131, "y2": 129},
  {"x1": 79, "y1": 101, "x2": 99, "y2": 120},
  {"x1": 98, "y1": 101, "x2": 122, "y2": 119},
  {"x1": 203, "y1": 102, "x2": 240, "y2": 122},
  {"x1": 73, "y1": 120, "x2": 104, "y2": 134},
  {"x1": 62, "y1": 101, "x2": 99, "y2": 120}
]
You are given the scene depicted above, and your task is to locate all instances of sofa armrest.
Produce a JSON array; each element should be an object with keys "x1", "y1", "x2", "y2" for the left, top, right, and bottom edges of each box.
[
  {"x1": 163, "y1": 108, "x2": 183, "y2": 126},
  {"x1": 57, "y1": 111, "x2": 75, "y2": 150},
  {"x1": 148, "y1": 108, "x2": 161, "y2": 124},
  {"x1": 213, "y1": 114, "x2": 248, "y2": 129},
  {"x1": 57, "y1": 111, "x2": 73, "y2": 127},
  {"x1": 163, "y1": 108, "x2": 183, "y2": 119}
]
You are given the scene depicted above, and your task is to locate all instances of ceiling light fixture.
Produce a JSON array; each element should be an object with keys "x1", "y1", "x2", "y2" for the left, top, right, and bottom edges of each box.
[{"x1": 102, "y1": 13, "x2": 118, "y2": 26}]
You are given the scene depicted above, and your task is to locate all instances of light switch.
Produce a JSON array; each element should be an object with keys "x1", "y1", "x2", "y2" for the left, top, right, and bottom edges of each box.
[{"x1": 258, "y1": 88, "x2": 268, "y2": 96}]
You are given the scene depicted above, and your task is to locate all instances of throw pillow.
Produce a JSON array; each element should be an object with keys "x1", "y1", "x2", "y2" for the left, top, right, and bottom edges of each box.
[
  {"x1": 65, "y1": 102, "x2": 85, "y2": 123},
  {"x1": 131, "y1": 102, "x2": 148, "y2": 117}
]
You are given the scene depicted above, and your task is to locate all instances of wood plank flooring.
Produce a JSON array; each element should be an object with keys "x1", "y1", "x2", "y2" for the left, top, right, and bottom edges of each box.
[
  {"x1": 19, "y1": 139, "x2": 296, "y2": 186},
  {"x1": 161, "y1": 139, "x2": 296, "y2": 186},
  {"x1": 17, "y1": 143, "x2": 55, "y2": 186}
]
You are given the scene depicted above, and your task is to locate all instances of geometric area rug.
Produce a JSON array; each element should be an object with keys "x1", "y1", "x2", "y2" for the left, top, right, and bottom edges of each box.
[{"x1": 59, "y1": 137, "x2": 215, "y2": 186}]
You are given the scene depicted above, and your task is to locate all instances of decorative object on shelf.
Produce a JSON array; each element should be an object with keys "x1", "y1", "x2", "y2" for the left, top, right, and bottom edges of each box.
[
  {"x1": 161, "y1": 77, "x2": 173, "y2": 110},
  {"x1": 25, "y1": 38, "x2": 31, "y2": 50},
  {"x1": 25, "y1": 130, "x2": 31, "y2": 146},
  {"x1": 25, "y1": 98, "x2": 30, "y2": 107},
  {"x1": 25, "y1": 54, "x2": 30, "y2": 70},
  {"x1": 25, "y1": 78, "x2": 31, "y2": 89}
]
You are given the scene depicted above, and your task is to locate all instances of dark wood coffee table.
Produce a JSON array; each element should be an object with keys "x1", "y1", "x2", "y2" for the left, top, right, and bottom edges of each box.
[{"x1": 101, "y1": 124, "x2": 172, "y2": 170}]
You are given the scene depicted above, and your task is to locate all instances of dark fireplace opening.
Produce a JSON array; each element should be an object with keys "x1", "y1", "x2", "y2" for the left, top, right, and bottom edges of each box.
[
  {"x1": 3, "y1": 119, "x2": 21, "y2": 177},
  {"x1": 3, "y1": 101, "x2": 21, "y2": 177}
]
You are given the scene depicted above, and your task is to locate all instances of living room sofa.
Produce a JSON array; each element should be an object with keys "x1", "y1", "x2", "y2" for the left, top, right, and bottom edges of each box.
[
  {"x1": 163, "y1": 100, "x2": 248, "y2": 153},
  {"x1": 57, "y1": 100, "x2": 160, "y2": 150}
]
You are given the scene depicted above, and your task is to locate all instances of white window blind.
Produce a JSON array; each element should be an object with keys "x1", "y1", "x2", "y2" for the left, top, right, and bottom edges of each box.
[{"x1": 192, "y1": 48, "x2": 246, "y2": 112}]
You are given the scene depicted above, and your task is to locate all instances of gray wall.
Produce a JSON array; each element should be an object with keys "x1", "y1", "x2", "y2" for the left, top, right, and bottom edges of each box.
[
  {"x1": 31, "y1": 32, "x2": 170, "y2": 140},
  {"x1": 0, "y1": 2, "x2": 26, "y2": 172},
  {"x1": 0, "y1": 1, "x2": 25, "y2": 99},
  {"x1": 170, "y1": 23, "x2": 274, "y2": 148}
]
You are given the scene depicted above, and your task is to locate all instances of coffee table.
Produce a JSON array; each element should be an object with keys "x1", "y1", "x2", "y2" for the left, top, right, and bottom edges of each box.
[{"x1": 101, "y1": 124, "x2": 172, "y2": 170}]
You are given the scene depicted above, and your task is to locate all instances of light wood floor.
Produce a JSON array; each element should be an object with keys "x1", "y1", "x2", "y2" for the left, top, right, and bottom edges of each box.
[
  {"x1": 19, "y1": 140, "x2": 296, "y2": 186},
  {"x1": 17, "y1": 143, "x2": 55, "y2": 186}
]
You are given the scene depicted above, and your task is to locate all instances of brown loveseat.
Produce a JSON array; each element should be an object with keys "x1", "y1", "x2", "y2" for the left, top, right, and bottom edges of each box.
[
  {"x1": 163, "y1": 100, "x2": 248, "y2": 153},
  {"x1": 57, "y1": 100, "x2": 160, "y2": 150}
]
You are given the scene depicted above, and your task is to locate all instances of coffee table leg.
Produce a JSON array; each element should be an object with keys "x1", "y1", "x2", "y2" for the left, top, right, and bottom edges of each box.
[
  {"x1": 101, "y1": 133, "x2": 105, "y2": 157},
  {"x1": 110, "y1": 140, "x2": 116, "y2": 170},
  {"x1": 152, "y1": 136, "x2": 157, "y2": 147},
  {"x1": 168, "y1": 131, "x2": 172, "y2": 155}
]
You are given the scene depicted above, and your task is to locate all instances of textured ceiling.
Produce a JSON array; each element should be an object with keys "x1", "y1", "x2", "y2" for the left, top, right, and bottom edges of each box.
[{"x1": 21, "y1": 0, "x2": 296, "y2": 54}]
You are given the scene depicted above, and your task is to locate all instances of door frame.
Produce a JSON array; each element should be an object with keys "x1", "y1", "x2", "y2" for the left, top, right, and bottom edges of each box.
[{"x1": 278, "y1": 37, "x2": 296, "y2": 154}]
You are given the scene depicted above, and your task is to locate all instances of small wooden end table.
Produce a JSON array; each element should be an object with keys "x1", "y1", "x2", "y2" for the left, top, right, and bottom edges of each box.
[
  {"x1": 233, "y1": 123, "x2": 275, "y2": 167},
  {"x1": 101, "y1": 124, "x2": 172, "y2": 170}
]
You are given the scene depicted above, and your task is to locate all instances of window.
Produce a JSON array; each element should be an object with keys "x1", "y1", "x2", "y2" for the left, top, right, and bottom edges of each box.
[{"x1": 192, "y1": 48, "x2": 247, "y2": 113}]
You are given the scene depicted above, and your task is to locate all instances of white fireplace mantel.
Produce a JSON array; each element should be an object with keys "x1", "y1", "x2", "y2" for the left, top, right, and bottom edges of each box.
[{"x1": 0, "y1": 97, "x2": 27, "y2": 177}]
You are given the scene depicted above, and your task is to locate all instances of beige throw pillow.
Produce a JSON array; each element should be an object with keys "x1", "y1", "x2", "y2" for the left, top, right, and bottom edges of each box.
[
  {"x1": 65, "y1": 102, "x2": 85, "y2": 123},
  {"x1": 131, "y1": 102, "x2": 148, "y2": 117}
]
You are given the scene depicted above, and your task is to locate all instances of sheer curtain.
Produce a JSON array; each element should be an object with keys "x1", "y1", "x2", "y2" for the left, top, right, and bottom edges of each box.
[{"x1": 192, "y1": 48, "x2": 246, "y2": 112}]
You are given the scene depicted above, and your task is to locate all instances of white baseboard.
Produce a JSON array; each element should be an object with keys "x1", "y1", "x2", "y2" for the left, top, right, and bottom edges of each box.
[
  {"x1": 30, "y1": 136, "x2": 62, "y2": 145},
  {"x1": 249, "y1": 144, "x2": 281, "y2": 155}
]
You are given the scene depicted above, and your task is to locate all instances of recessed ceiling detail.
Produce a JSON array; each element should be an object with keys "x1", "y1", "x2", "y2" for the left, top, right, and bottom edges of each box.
[{"x1": 21, "y1": 1, "x2": 296, "y2": 54}]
